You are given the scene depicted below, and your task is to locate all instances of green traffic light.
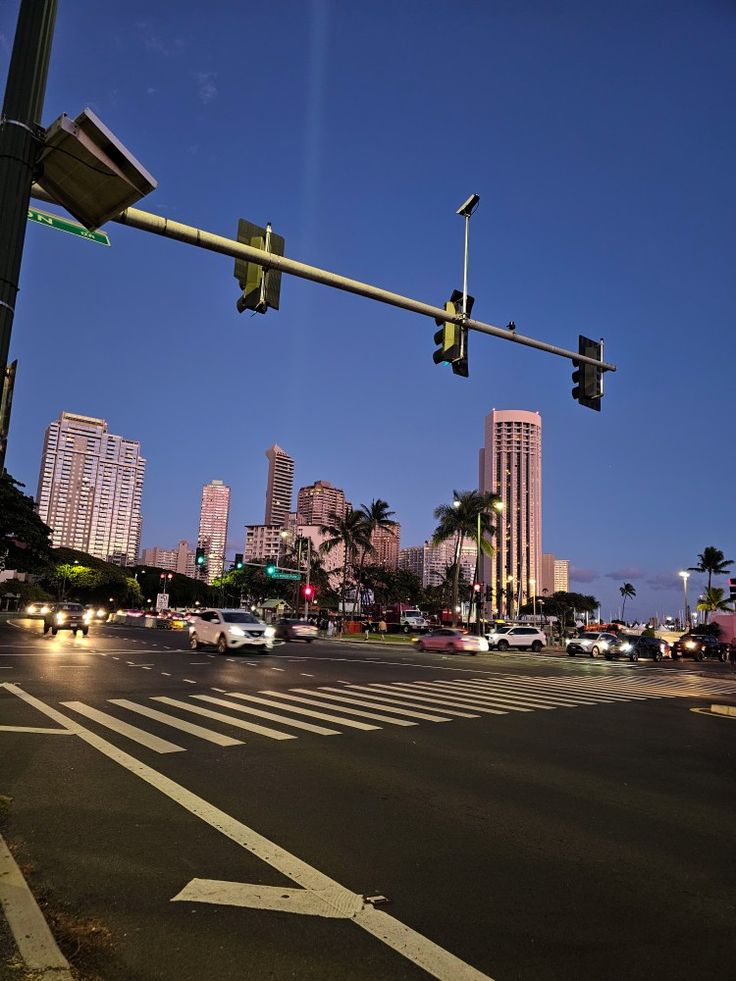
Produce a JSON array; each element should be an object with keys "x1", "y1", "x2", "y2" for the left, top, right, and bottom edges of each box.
[{"x1": 265, "y1": 564, "x2": 276, "y2": 576}]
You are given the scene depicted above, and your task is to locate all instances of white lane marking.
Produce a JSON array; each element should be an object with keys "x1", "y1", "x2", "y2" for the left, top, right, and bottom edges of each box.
[
  {"x1": 270, "y1": 667, "x2": 286, "y2": 672},
  {"x1": 343, "y1": 684, "x2": 501, "y2": 716},
  {"x1": 300, "y1": 673, "x2": 314, "y2": 677},
  {"x1": 494, "y1": 678, "x2": 647, "y2": 701},
  {"x1": 142, "y1": 666, "x2": 152, "y2": 670},
  {"x1": 224, "y1": 692, "x2": 381, "y2": 731},
  {"x1": 182, "y1": 679, "x2": 197, "y2": 684},
  {"x1": 244, "y1": 662, "x2": 259, "y2": 667},
  {"x1": 0, "y1": 725, "x2": 73, "y2": 734},
  {"x1": 193, "y1": 695, "x2": 339, "y2": 736},
  {"x1": 0, "y1": 666, "x2": 13, "y2": 670},
  {"x1": 161, "y1": 672, "x2": 171, "y2": 677},
  {"x1": 461, "y1": 678, "x2": 618, "y2": 704},
  {"x1": 108, "y1": 699, "x2": 244, "y2": 747},
  {"x1": 421, "y1": 680, "x2": 583, "y2": 708},
  {"x1": 226, "y1": 658, "x2": 237, "y2": 662},
  {"x1": 60, "y1": 701, "x2": 184, "y2": 754},
  {"x1": 2, "y1": 684, "x2": 492, "y2": 981},
  {"x1": 0, "y1": 834, "x2": 74, "y2": 979},
  {"x1": 310, "y1": 687, "x2": 453, "y2": 723},
  {"x1": 173, "y1": 878, "x2": 355, "y2": 916},
  {"x1": 211, "y1": 687, "x2": 227, "y2": 693},
  {"x1": 419, "y1": 682, "x2": 562, "y2": 711},
  {"x1": 189, "y1": 662, "x2": 209, "y2": 666},
  {"x1": 151, "y1": 697, "x2": 296, "y2": 741},
  {"x1": 112, "y1": 656, "x2": 119, "y2": 660},
  {"x1": 266, "y1": 690, "x2": 423, "y2": 726}
]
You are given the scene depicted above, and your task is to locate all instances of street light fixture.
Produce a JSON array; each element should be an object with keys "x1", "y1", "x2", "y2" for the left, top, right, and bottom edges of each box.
[{"x1": 678, "y1": 571, "x2": 690, "y2": 630}]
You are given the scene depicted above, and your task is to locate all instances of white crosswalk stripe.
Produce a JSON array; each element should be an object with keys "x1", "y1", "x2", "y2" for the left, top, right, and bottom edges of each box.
[
  {"x1": 192, "y1": 694, "x2": 340, "y2": 736},
  {"x1": 221, "y1": 692, "x2": 381, "y2": 731},
  {"x1": 307, "y1": 687, "x2": 454, "y2": 722},
  {"x1": 409, "y1": 680, "x2": 583, "y2": 709},
  {"x1": 263, "y1": 689, "x2": 428, "y2": 725},
  {"x1": 61, "y1": 701, "x2": 184, "y2": 754},
  {"x1": 108, "y1": 699, "x2": 244, "y2": 746},
  {"x1": 151, "y1": 696, "x2": 296, "y2": 741},
  {"x1": 340, "y1": 685, "x2": 487, "y2": 716}
]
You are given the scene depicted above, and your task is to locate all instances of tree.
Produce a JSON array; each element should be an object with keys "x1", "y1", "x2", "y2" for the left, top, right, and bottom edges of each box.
[
  {"x1": 0, "y1": 472, "x2": 53, "y2": 572},
  {"x1": 689, "y1": 547, "x2": 734, "y2": 593},
  {"x1": 320, "y1": 510, "x2": 373, "y2": 615},
  {"x1": 696, "y1": 587, "x2": 733, "y2": 622},
  {"x1": 619, "y1": 582, "x2": 636, "y2": 621},
  {"x1": 432, "y1": 489, "x2": 502, "y2": 625},
  {"x1": 355, "y1": 499, "x2": 396, "y2": 611}
]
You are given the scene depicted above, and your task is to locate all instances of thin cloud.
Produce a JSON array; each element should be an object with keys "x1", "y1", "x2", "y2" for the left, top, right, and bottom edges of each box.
[
  {"x1": 197, "y1": 72, "x2": 218, "y2": 104},
  {"x1": 570, "y1": 567, "x2": 599, "y2": 584},
  {"x1": 136, "y1": 22, "x2": 186, "y2": 57},
  {"x1": 147, "y1": 87, "x2": 158, "y2": 96},
  {"x1": 604, "y1": 567, "x2": 644, "y2": 581},
  {"x1": 646, "y1": 572, "x2": 682, "y2": 592}
]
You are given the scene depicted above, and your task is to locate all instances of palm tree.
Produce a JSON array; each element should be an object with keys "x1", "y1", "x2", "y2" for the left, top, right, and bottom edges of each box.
[
  {"x1": 696, "y1": 587, "x2": 733, "y2": 622},
  {"x1": 319, "y1": 509, "x2": 372, "y2": 616},
  {"x1": 354, "y1": 499, "x2": 397, "y2": 611},
  {"x1": 619, "y1": 582, "x2": 636, "y2": 622},
  {"x1": 432, "y1": 489, "x2": 502, "y2": 626},
  {"x1": 689, "y1": 547, "x2": 734, "y2": 593}
]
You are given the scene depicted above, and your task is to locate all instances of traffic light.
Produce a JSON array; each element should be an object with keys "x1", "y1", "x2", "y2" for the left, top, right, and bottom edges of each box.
[
  {"x1": 571, "y1": 335, "x2": 603, "y2": 411},
  {"x1": 234, "y1": 553, "x2": 244, "y2": 570},
  {"x1": 729, "y1": 579, "x2": 736, "y2": 603},
  {"x1": 485, "y1": 585, "x2": 493, "y2": 602},
  {"x1": 234, "y1": 219, "x2": 285, "y2": 314},
  {"x1": 433, "y1": 289, "x2": 473, "y2": 377},
  {"x1": 302, "y1": 585, "x2": 314, "y2": 599},
  {"x1": 265, "y1": 563, "x2": 276, "y2": 577},
  {"x1": 195, "y1": 547, "x2": 206, "y2": 567},
  {"x1": 472, "y1": 583, "x2": 481, "y2": 593}
]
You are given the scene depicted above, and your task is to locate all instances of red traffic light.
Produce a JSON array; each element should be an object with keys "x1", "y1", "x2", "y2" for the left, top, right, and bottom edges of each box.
[
  {"x1": 472, "y1": 583, "x2": 481, "y2": 592},
  {"x1": 302, "y1": 585, "x2": 314, "y2": 598}
]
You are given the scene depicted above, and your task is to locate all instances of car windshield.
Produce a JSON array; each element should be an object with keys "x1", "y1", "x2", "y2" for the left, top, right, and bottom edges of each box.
[
  {"x1": 59, "y1": 604, "x2": 84, "y2": 613},
  {"x1": 223, "y1": 612, "x2": 260, "y2": 624},
  {"x1": 494, "y1": 626, "x2": 512, "y2": 634}
]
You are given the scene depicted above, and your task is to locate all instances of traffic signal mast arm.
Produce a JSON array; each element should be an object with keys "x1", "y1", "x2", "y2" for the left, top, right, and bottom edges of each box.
[{"x1": 30, "y1": 183, "x2": 615, "y2": 375}]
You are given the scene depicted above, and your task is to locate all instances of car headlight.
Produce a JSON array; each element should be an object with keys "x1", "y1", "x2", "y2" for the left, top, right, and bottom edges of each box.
[
  {"x1": 41, "y1": 605, "x2": 50, "y2": 614},
  {"x1": 264, "y1": 626, "x2": 275, "y2": 638},
  {"x1": 56, "y1": 613, "x2": 66, "y2": 623},
  {"x1": 685, "y1": 641, "x2": 695, "y2": 649},
  {"x1": 26, "y1": 605, "x2": 34, "y2": 613},
  {"x1": 619, "y1": 642, "x2": 632, "y2": 652},
  {"x1": 97, "y1": 608, "x2": 105, "y2": 617},
  {"x1": 228, "y1": 626, "x2": 245, "y2": 636},
  {"x1": 83, "y1": 612, "x2": 92, "y2": 623}
]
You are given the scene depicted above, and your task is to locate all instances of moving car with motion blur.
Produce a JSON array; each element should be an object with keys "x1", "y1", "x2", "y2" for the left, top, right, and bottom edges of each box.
[
  {"x1": 566, "y1": 632, "x2": 618, "y2": 657},
  {"x1": 188, "y1": 608, "x2": 274, "y2": 653},
  {"x1": 274, "y1": 618, "x2": 319, "y2": 643},
  {"x1": 486, "y1": 625, "x2": 546, "y2": 652},
  {"x1": 671, "y1": 633, "x2": 729, "y2": 662},
  {"x1": 415, "y1": 628, "x2": 489, "y2": 654},
  {"x1": 605, "y1": 634, "x2": 670, "y2": 662},
  {"x1": 84, "y1": 605, "x2": 109, "y2": 622},
  {"x1": 25, "y1": 601, "x2": 51, "y2": 617},
  {"x1": 42, "y1": 602, "x2": 91, "y2": 636}
]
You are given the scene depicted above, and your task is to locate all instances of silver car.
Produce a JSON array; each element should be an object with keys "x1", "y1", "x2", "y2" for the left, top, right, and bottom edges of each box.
[
  {"x1": 566, "y1": 632, "x2": 618, "y2": 658},
  {"x1": 188, "y1": 608, "x2": 275, "y2": 654}
]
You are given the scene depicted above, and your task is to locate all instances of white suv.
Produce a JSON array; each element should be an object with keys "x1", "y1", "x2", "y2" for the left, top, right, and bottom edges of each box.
[
  {"x1": 486, "y1": 625, "x2": 546, "y2": 652},
  {"x1": 189, "y1": 609, "x2": 275, "y2": 654}
]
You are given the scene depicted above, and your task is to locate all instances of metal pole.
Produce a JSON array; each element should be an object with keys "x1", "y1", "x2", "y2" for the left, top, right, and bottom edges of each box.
[
  {"x1": 304, "y1": 537, "x2": 311, "y2": 619},
  {"x1": 30, "y1": 184, "x2": 617, "y2": 375},
  {"x1": 462, "y1": 214, "x2": 470, "y2": 317},
  {"x1": 0, "y1": 0, "x2": 58, "y2": 471},
  {"x1": 475, "y1": 511, "x2": 481, "y2": 635}
]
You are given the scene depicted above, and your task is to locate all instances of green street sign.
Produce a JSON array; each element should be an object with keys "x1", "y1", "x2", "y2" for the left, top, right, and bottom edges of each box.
[
  {"x1": 271, "y1": 571, "x2": 301, "y2": 581},
  {"x1": 27, "y1": 207, "x2": 110, "y2": 246}
]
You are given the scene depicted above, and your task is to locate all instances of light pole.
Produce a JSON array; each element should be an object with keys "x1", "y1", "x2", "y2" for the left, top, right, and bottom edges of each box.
[
  {"x1": 529, "y1": 577, "x2": 537, "y2": 618},
  {"x1": 679, "y1": 570, "x2": 690, "y2": 630},
  {"x1": 159, "y1": 572, "x2": 173, "y2": 607},
  {"x1": 456, "y1": 193, "x2": 480, "y2": 319}
]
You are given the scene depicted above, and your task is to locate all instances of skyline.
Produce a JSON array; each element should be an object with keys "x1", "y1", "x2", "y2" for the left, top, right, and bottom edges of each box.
[{"x1": 1, "y1": 1, "x2": 734, "y2": 622}]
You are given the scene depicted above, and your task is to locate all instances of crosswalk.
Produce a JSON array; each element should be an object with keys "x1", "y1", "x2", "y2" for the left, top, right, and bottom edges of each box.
[{"x1": 55, "y1": 672, "x2": 736, "y2": 755}]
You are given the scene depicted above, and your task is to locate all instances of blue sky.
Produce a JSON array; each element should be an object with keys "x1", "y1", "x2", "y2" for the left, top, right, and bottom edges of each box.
[{"x1": 1, "y1": 0, "x2": 734, "y2": 621}]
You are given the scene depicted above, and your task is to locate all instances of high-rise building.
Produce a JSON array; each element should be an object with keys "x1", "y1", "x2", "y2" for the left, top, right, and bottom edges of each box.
[
  {"x1": 541, "y1": 553, "x2": 570, "y2": 594},
  {"x1": 553, "y1": 558, "x2": 570, "y2": 593},
  {"x1": 398, "y1": 546, "x2": 424, "y2": 581},
  {"x1": 296, "y1": 479, "x2": 348, "y2": 525},
  {"x1": 36, "y1": 411, "x2": 145, "y2": 565},
  {"x1": 244, "y1": 524, "x2": 283, "y2": 563},
  {"x1": 264, "y1": 444, "x2": 294, "y2": 526},
  {"x1": 479, "y1": 409, "x2": 542, "y2": 616},
  {"x1": 368, "y1": 523, "x2": 400, "y2": 569},
  {"x1": 542, "y1": 553, "x2": 556, "y2": 595},
  {"x1": 423, "y1": 537, "x2": 477, "y2": 589},
  {"x1": 141, "y1": 540, "x2": 196, "y2": 578},
  {"x1": 197, "y1": 480, "x2": 230, "y2": 583}
]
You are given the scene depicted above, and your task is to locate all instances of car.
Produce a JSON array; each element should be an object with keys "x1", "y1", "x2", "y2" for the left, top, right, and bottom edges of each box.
[
  {"x1": 605, "y1": 634, "x2": 670, "y2": 662},
  {"x1": 188, "y1": 608, "x2": 275, "y2": 653},
  {"x1": 671, "y1": 633, "x2": 729, "y2": 662},
  {"x1": 42, "y1": 602, "x2": 91, "y2": 636},
  {"x1": 274, "y1": 618, "x2": 319, "y2": 642},
  {"x1": 84, "y1": 605, "x2": 109, "y2": 622},
  {"x1": 566, "y1": 632, "x2": 618, "y2": 657},
  {"x1": 415, "y1": 628, "x2": 489, "y2": 654},
  {"x1": 486, "y1": 625, "x2": 546, "y2": 652},
  {"x1": 25, "y1": 601, "x2": 51, "y2": 617}
]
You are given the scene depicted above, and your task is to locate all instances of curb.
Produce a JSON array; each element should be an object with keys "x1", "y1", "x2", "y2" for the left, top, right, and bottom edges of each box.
[
  {"x1": 0, "y1": 834, "x2": 74, "y2": 979},
  {"x1": 711, "y1": 703, "x2": 736, "y2": 718}
]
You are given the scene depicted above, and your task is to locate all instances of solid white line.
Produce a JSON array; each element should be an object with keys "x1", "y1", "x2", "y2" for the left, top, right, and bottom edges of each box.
[
  {"x1": 151, "y1": 697, "x2": 296, "y2": 741},
  {"x1": 340, "y1": 685, "x2": 482, "y2": 718},
  {"x1": 193, "y1": 695, "x2": 340, "y2": 736},
  {"x1": 108, "y1": 700, "x2": 244, "y2": 747},
  {"x1": 1, "y1": 684, "x2": 492, "y2": 980},
  {"x1": 223, "y1": 692, "x2": 381, "y2": 731},
  {"x1": 60, "y1": 702, "x2": 185, "y2": 754},
  {"x1": 0, "y1": 834, "x2": 74, "y2": 978}
]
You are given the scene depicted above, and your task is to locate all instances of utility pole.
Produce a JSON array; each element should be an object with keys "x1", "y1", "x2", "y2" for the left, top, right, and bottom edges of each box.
[{"x1": 0, "y1": 0, "x2": 58, "y2": 471}]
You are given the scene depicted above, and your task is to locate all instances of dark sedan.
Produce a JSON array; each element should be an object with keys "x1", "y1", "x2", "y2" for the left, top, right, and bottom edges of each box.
[
  {"x1": 671, "y1": 634, "x2": 729, "y2": 662},
  {"x1": 605, "y1": 634, "x2": 670, "y2": 662}
]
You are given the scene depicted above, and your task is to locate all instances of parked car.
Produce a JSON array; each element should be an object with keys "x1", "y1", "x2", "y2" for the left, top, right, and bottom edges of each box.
[
  {"x1": 25, "y1": 601, "x2": 51, "y2": 617},
  {"x1": 605, "y1": 634, "x2": 670, "y2": 662},
  {"x1": 671, "y1": 633, "x2": 729, "y2": 662},
  {"x1": 486, "y1": 625, "x2": 546, "y2": 652},
  {"x1": 43, "y1": 602, "x2": 91, "y2": 636},
  {"x1": 188, "y1": 608, "x2": 275, "y2": 653},
  {"x1": 566, "y1": 632, "x2": 618, "y2": 657},
  {"x1": 415, "y1": 628, "x2": 489, "y2": 654},
  {"x1": 274, "y1": 618, "x2": 319, "y2": 643}
]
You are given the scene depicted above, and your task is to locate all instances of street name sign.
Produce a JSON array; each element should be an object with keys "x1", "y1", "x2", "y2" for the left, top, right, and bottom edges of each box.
[
  {"x1": 27, "y1": 206, "x2": 110, "y2": 246},
  {"x1": 271, "y1": 571, "x2": 300, "y2": 581}
]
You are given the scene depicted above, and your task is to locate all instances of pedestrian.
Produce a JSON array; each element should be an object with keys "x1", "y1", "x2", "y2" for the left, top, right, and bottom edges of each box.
[
  {"x1": 327, "y1": 619, "x2": 335, "y2": 638},
  {"x1": 364, "y1": 619, "x2": 371, "y2": 640},
  {"x1": 378, "y1": 617, "x2": 387, "y2": 640},
  {"x1": 336, "y1": 616, "x2": 344, "y2": 638},
  {"x1": 729, "y1": 638, "x2": 736, "y2": 668}
]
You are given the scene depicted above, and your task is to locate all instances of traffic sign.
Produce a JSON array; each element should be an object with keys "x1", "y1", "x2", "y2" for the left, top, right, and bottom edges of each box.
[
  {"x1": 27, "y1": 206, "x2": 111, "y2": 246},
  {"x1": 156, "y1": 593, "x2": 169, "y2": 610},
  {"x1": 271, "y1": 571, "x2": 300, "y2": 581}
]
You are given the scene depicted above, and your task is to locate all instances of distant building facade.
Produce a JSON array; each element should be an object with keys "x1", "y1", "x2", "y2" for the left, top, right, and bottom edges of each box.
[
  {"x1": 296, "y1": 479, "x2": 348, "y2": 525},
  {"x1": 264, "y1": 444, "x2": 294, "y2": 526},
  {"x1": 36, "y1": 411, "x2": 145, "y2": 565},
  {"x1": 398, "y1": 546, "x2": 424, "y2": 581},
  {"x1": 141, "y1": 540, "x2": 195, "y2": 578},
  {"x1": 197, "y1": 480, "x2": 230, "y2": 583},
  {"x1": 423, "y1": 537, "x2": 478, "y2": 589},
  {"x1": 244, "y1": 524, "x2": 283, "y2": 562},
  {"x1": 541, "y1": 553, "x2": 570, "y2": 594}
]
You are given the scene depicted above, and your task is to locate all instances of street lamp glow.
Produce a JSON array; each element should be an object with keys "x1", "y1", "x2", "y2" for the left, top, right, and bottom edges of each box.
[
  {"x1": 452, "y1": 499, "x2": 461, "y2": 509},
  {"x1": 493, "y1": 500, "x2": 504, "y2": 512}
]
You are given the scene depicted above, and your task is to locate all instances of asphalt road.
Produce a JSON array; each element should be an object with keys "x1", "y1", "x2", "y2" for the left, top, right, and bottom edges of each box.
[{"x1": 1, "y1": 618, "x2": 735, "y2": 981}]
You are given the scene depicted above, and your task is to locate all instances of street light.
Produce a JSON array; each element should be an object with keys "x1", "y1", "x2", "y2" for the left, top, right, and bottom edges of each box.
[
  {"x1": 678, "y1": 571, "x2": 690, "y2": 630},
  {"x1": 529, "y1": 577, "x2": 536, "y2": 618}
]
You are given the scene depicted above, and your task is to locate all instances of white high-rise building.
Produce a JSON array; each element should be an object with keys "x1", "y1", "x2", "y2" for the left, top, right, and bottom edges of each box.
[
  {"x1": 264, "y1": 444, "x2": 294, "y2": 526},
  {"x1": 479, "y1": 409, "x2": 542, "y2": 616},
  {"x1": 197, "y1": 480, "x2": 230, "y2": 583},
  {"x1": 36, "y1": 411, "x2": 145, "y2": 565}
]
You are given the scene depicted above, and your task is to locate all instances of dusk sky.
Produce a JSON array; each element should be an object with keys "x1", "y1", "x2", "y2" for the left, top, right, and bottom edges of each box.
[{"x1": 1, "y1": 0, "x2": 734, "y2": 621}]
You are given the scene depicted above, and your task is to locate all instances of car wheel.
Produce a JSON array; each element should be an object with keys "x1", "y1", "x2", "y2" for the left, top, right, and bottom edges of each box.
[
  {"x1": 695, "y1": 652, "x2": 704, "y2": 662},
  {"x1": 653, "y1": 652, "x2": 662, "y2": 662},
  {"x1": 629, "y1": 653, "x2": 639, "y2": 661},
  {"x1": 497, "y1": 640, "x2": 509, "y2": 651},
  {"x1": 189, "y1": 633, "x2": 199, "y2": 651},
  {"x1": 306, "y1": 639, "x2": 313, "y2": 644},
  {"x1": 591, "y1": 646, "x2": 599, "y2": 657},
  {"x1": 720, "y1": 651, "x2": 729, "y2": 663},
  {"x1": 568, "y1": 649, "x2": 575, "y2": 657},
  {"x1": 531, "y1": 641, "x2": 543, "y2": 652},
  {"x1": 82, "y1": 627, "x2": 89, "y2": 636},
  {"x1": 72, "y1": 628, "x2": 78, "y2": 636},
  {"x1": 216, "y1": 634, "x2": 228, "y2": 655},
  {"x1": 43, "y1": 623, "x2": 50, "y2": 634},
  {"x1": 51, "y1": 626, "x2": 58, "y2": 635}
]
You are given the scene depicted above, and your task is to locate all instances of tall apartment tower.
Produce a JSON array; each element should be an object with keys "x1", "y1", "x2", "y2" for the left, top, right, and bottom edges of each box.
[
  {"x1": 296, "y1": 480, "x2": 348, "y2": 524},
  {"x1": 36, "y1": 411, "x2": 145, "y2": 565},
  {"x1": 197, "y1": 480, "x2": 230, "y2": 583},
  {"x1": 479, "y1": 410, "x2": 542, "y2": 615},
  {"x1": 264, "y1": 444, "x2": 294, "y2": 526},
  {"x1": 369, "y1": 524, "x2": 401, "y2": 569}
]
